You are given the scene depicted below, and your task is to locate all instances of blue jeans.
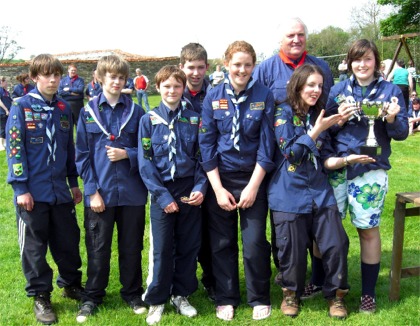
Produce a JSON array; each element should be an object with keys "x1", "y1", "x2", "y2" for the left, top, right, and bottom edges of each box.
[{"x1": 136, "y1": 89, "x2": 150, "y2": 112}]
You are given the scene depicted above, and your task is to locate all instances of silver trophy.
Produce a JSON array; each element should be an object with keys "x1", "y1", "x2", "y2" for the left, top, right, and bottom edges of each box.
[{"x1": 355, "y1": 100, "x2": 388, "y2": 156}]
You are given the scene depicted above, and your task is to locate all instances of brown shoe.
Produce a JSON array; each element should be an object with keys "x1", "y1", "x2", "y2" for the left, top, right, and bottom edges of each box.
[
  {"x1": 281, "y1": 288, "x2": 299, "y2": 317},
  {"x1": 328, "y1": 289, "x2": 348, "y2": 319}
]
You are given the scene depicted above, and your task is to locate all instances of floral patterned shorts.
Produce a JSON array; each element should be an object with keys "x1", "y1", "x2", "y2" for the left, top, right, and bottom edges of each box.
[{"x1": 328, "y1": 169, "x2": 388, "y2": 229}]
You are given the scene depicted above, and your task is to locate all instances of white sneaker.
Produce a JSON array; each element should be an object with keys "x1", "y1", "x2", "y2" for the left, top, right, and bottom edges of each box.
[
  {"x1": 146, "y1": 304, "x2": 165, "y2": 325},
  {"x1": 170, "y1": 295, "x2": 197, "y2": 317}
]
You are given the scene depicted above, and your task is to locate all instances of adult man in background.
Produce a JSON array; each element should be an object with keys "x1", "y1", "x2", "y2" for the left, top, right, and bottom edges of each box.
[
  {"x1": 134, "y1": 68, "x2": 150, "y2": 112},
  {"x1": 58, "y1": 64, "x2": 85, "y2": 126}
]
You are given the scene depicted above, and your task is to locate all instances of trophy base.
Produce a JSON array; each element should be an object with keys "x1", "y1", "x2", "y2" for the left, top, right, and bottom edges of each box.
[{"x1": 361, "y1": 145, "x2": 382, "y2": 156}]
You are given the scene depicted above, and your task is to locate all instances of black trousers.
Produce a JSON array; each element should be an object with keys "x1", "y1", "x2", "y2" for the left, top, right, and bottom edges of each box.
[
  {"x1": 272, "y1": 205, "x2": 349, "y2": 299},
  {"x1": 82, "y1": 205, "x2": 146, "y2": 304},
  {"x1": 17, "y1": 201, "x2": 82, "y2": 297},
  {"x1": 206, "y1": 172, "x2": 271, "y2": 307},
  {"x1": 143, "y1": 177, "x2": 201, "y2": 305}
]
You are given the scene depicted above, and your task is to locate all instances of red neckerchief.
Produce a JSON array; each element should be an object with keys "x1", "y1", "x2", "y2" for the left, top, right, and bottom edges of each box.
[
  {"x1": 279, "y1": 49, "x2": 307, "y2": 69},
  {"x1": 189, "y1": 90, "x2": 199, "y2": 97},
  {"x1": 70, "y1": 75, "x2": 79, "y2": 85},
  {"x1": 23, "y1": 86, "x2": 27, "y2": 94}
]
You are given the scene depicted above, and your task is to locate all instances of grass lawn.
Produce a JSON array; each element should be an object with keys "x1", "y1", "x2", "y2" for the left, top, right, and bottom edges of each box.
[{"x1": 0, "y1": 95, "x2": 418, "y2": 325}]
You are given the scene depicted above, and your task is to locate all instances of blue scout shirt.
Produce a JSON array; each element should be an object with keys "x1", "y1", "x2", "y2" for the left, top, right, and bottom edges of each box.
[
  {"x1": 183, "y1": 78, "x2": 212, "y2": 114},
  {"x1": 6, "y1": 88, "x2": 78, "y2": 204},
  {"x1": 76, "y1": 93, "x2": 147, "y2": 207},
  {"x1": 0, "y1": 86, "x2": 12, "y2": 114},
  {"x1": 12, "y1": 83, "x2": 34, "y2": 99},
  {"x1": 199, "y1": 78, "x2": 276, "y2": 174},
  {"x1": 139, "y1": 102, "x2": 208, "y2": 209},
  {"x1": 58, "y1": 75, "x2": 85, "y2": 101},
  {"x1": 326, "y1": 76, "x2": 409, "y2": 180},
  {"x1": 268, "y1": 103, "x2": 337, "y2": 213},
  {"x1": 253, "y1": 53, "x2": 334, "y2": 104},
  {"x1": 85, "y1": 80, "x2": 102, "y2": 98}
]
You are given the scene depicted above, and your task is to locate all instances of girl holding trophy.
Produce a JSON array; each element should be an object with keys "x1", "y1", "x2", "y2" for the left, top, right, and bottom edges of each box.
[{"x1": 309, "y1": 39, "x2": 408, "y2": 314}]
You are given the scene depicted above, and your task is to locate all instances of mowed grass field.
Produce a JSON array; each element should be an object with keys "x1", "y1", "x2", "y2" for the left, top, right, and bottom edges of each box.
[{"x1": 0, "y1": 94, "x2": 418, "y2": 325}]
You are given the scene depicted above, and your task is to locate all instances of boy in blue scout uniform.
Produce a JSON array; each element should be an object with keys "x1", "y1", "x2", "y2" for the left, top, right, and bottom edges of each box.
[
  {"x1": 75, "y1": 55, "x2": 148, "y2": 323},
  {"x1": 198, "y1": 41, "x2": 275, "y2": 322},
  {"x1": 6, "y1": 54, "x2": 83, "y2": 325},
  {"x1": 139, "y1": 65, "x2": 207, "y2": 326},
  {"x1": 179, "y1": 42, "x2": 215, "y2": 301}
]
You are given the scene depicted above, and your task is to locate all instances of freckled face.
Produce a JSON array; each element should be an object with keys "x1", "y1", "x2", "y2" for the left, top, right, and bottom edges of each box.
[{"x1": 226, "y1": 52, "x2": 255, "y2": 93}]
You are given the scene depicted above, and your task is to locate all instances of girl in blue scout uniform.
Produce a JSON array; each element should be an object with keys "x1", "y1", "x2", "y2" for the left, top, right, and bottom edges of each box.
[
  {"x1": 75, "y1": 55, "x2": 148, "y2": 322},
  {"x1": 12, "y1": 73, "x2": 35, "y2": 99},
  {"x1": 139, "y1": 65, "x2": 207, "y2": 326},
  {"x1": 198, "y1": 41, "x2": 275, "y2": 322},
  {"x1": 268, "y1": 64, "x2": 350, "y2": 319},
  {"x1": 321, "y1": 39, "x2": 408, "y2": 314},
  {"x1": 6, "y1": 54, "x2": 83, "y2": 325}
]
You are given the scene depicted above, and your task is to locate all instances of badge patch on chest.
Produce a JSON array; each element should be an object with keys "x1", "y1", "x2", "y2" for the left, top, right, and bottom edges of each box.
[
  {"x1": 250, "y1": 102, "x2": 264, "y2": 110},
  {"x1": 30, "y1": 137, "x2": 44, "y2": 144}
]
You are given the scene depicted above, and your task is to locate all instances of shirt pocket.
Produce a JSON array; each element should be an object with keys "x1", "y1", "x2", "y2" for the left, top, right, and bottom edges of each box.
[
  {"x1": 120, "y1": 118, "x2": 138, "y2": 146},
  {"x1": 179, "y1": 123, "x2": 197, "y2": 156},
  {"x1": 213, "y1": 110, "x2": 232, "y2": 135},
  {"x1": 243, "y1": 111, "x2": 263, "y2": 138},
  {"x1": 151, "y1": 133, "x2": 169, "y2": 157}
]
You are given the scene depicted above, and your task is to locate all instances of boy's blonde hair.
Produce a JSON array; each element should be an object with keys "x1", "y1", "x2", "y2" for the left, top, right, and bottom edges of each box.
[
  {"x1": 29, "y1": 54, "x2": 64, "y2": 79},
  {"x1": 155, "y1": 65, "x2": 186, "y2": 88},
  {"x1": 96, "y1": 55, "x2": 129, "y2": 83}
]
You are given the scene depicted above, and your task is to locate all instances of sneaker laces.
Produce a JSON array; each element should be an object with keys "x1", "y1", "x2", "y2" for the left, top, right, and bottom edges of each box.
[{"x1": 178, "y1": 297, "x2": 191, "y2": 309}]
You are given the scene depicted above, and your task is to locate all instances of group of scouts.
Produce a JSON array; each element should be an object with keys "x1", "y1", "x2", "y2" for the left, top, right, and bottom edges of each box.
[{"x1": 4, "y1": 17, "x2": 408, "y2": 326}]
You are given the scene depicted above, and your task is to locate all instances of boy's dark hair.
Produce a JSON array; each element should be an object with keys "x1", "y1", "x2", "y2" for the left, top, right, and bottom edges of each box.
[
  {"x1": 180, "y1": 43, "x2": 207, "y2": 65},
  {"x1": 286, "y1": 63, "x2": 325, "y2": 119},
  {"x1": 96, "y1": 55, "x2": 129, "y2": 83},
  {"x1": 29, "y1": 54, "x2": 64, "y2": 79},
  {"x1": 155, "y1": 65, "x2": 186, "y2": 88},
  {"x1": 346, "y1": 39, "x2": 381, "y2": 78},
  {"x1": 413, "y1": 98, "x2": 420, "y2": 105}
]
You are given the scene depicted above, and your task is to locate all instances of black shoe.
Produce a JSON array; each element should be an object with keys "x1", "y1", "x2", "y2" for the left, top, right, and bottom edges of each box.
[
  {"x1": 205, "y1": 286, "x2": 216, "y2": 302},
  {"x1": 34, "y1": 293, "x2": 57, "y2": 325},
  {"x1": 76, "y1": 301, "x2": 96, "y2": 323},
  {"x1": 129, "y1": 296, "x2": 147, "y2": 315},
  {"x1": 62, "y1": 285, "x2": 84, "y2": 301}
]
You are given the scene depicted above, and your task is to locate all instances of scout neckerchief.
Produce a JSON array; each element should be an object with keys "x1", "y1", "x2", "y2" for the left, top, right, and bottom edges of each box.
[
  {"x1": 347, "y1": 75, "x2": 384, "y2": 102},
  {"x1": 224, "y1": 77, "x2": 255, "y2": 151},
  {"x1": 85, "y1": 98, "x2": 135, "y2": 141},
  {"x1": 279, "y1": 49, "x2": 307, "y2": 69},
  {"x1": 28, "y1": 93, "x2": 56, "y2": 165},
  {"x1": 304, "y1": 109, "x2": 318, "y2": 170},
  {"x1": 149, "y1": 101, "x2": 186, "y2": 180}
]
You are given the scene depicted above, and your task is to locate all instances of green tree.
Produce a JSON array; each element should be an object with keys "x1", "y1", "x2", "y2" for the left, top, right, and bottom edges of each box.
[
  {"x1": 307, "y1": 26, "x2": 351, "y2": 57},
  {"x1": 0, "y1": 26, "x2": 23, "y2": 63},
  {"x1": 378, "y1": 0, "x2": 420, "y2": 36}
]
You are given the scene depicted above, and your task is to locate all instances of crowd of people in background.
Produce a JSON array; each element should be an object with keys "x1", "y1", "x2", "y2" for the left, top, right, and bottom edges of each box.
[{"x1": 1, "y1": 15, "x2": 417, "y2": 326}]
